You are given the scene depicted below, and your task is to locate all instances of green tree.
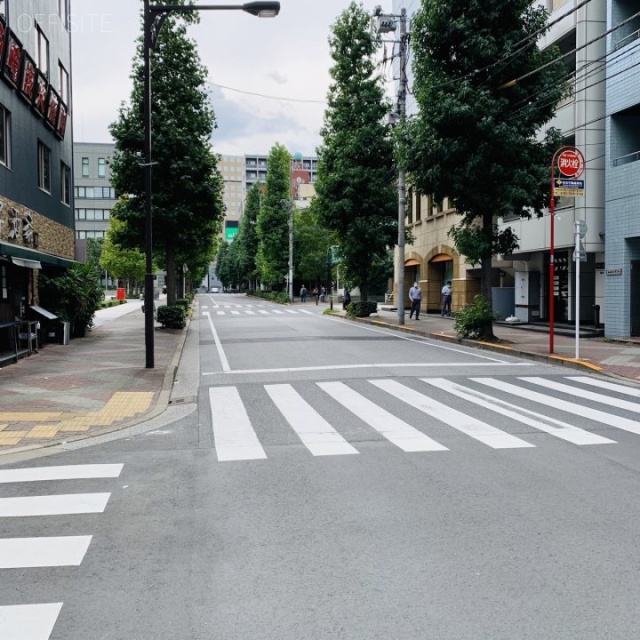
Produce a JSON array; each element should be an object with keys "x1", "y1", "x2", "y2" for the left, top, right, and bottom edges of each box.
[
  {"x1": 108, "y1": 1, "x2": 224, "y2": 306},
  {"x1": 399, "y1": 0, "x2": 569, "y2": 337},
  {"x1": 256, "y1": 144, "x2": 291, "y2": 288},
  {"x1": 314, "y1": 1, "x2": 397, "y2": 302},
  {"x1": 215, "y1": 241, "x2": 241, "y2": 291},
  {"x1": 100, "y1": 217, "x2": 146, "y2": 296},
  {"x1": 294, "y1": 204, "x2": 335, "y2": 286},
  {"x1": 234, "y1": 183, "x2": 262, "y2": 289}
]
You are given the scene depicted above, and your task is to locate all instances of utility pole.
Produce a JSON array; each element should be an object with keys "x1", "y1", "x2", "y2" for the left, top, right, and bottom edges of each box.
[{"x1": 397, "y1": 7, "x2": 407, "y2": 326}]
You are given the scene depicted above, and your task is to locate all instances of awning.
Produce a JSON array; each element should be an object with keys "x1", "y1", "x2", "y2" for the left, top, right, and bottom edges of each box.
[
  {"x1": 0, "y1": 242, "x2": 76, "y2": 268},
  {"x1": 404, "y1": 258, "x2": 421, "y2": 267},
  {"x1": 30, "y1": 305, "x2": 58, "y2": 320},
  {"x1": 430, "y1": 254, "x2": 453, "y2": 263},
  {"x1": 11, "y1": 257, "x2": 42, "y2": 269}
]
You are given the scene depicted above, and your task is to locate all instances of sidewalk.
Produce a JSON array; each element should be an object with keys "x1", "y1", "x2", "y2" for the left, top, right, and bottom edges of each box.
[
  {"x1": 2, "y1": 296, "x2": 640, "y2": 456},
  {"x1": 0, "y1": 298, "x2": 186, "y2": 454}
]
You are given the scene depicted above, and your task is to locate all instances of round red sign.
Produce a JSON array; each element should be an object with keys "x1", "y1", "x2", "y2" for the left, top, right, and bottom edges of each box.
[{"x1": 557, "y1": 149, "x2": 584, "y2": 178}]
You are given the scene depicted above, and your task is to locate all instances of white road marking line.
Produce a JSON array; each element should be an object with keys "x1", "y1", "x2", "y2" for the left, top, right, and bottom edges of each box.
[
  {"x1": 566, "y1": 376, "x2": 640, "y2": 397},
  {"x1": 520, "y1": 377, "x2": 640, "y2": 414},
  {"x1": 421, "y1": 378, "x2": 615, "y2": 446},
  {"x1": 273, "y1": 310, "x2": 284, "y2": 314},
  {"x1": 371, "y1": 380, "x2": 535, "y2": 449},
  {"x1": 0, "y1": 493, "x2": 111, "y2": 517},
  {"x1": 0, "y1": 464, "x2": 123, "y2": 484},
  {"x1": 318, "y1": 382, "x2": 447, "y2": 452},
  {"x1": 265, "y1": 384, "x2": 358, "y2": 456},
  {"x1": 209, "y1": 387, "x2": 266, "y2": 461},
  {"x1": 298, "y1": 309, "x2": 314, "y2": 315},
  {"x1": 258, "y1": 310, "x2": 269, "y2": 315},
  {"x1": 201, "y1": 306, "x2": 208, "y2": 309},
  {"x1": 231, "y1": 311, "x2": 240, "y2": 315},
  {"x1": 202, "y1": 362, "x2": 533, "y2": 376},
  {"x1": 0, "y1": 536, "x2": 92, "y2": 568},
  {"x1": 286, "y1": 310, "x2": 298, "y2": 314},
  {"x1": 216, "y1": 311, "x2": 225, "y2": 316},
  {"x1": 474, "y1": 378, "x2": 640, "y2": 436},
  {"x1": 245, "y1": 310, "x2": 256, "y2": 315},
  {"x1": 0, "y1": 603, "x2": 63, "y2": 640},
  {"x1": 203, "y1": 311, "x2": 231, "y2": 372}
]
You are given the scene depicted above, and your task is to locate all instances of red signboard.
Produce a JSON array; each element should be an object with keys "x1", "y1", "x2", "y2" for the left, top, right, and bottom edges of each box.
[
  {"x1": 46, "y1": 87, "x2": 60, "y2": 129},
  {"x1": 33, "y1": 71, "x2": 48, "y2": 119},
  {"x1": 557, "y1": 148, "x2": 585, "y2": 178},
  {"x1": 4, "y1": 32, "x2": 23, "y2": 87},
  {"x1": 19, "y1": 53, "x2": 37, "y2": 102}
]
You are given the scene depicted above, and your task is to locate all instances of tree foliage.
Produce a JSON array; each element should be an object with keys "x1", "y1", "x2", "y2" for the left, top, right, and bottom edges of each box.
[
  {"x1": 99, "y1": 217, "x2": 146, "y2": 294},
  {"x1": 294, "y1": 203, "x2": 335, "y2": 286},
  {"x1": 256, "y1": 144, "x2": 291, "y2": 288},
  {"x1": 398, "y1": 0, "x2": 569, "y2": 322},
  {"x1": 108, "y1": 0, "x2": 224, "y2": 305},
  {"x1": 233, "y1": 183, "x2": 262, "y2": 288},
  {"x1": 314, "y1": 1, "x2": 397, "y2": 302}
]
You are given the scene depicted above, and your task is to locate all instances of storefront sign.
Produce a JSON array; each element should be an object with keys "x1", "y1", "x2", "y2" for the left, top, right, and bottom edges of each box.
[{"x1": 606, "y1": 268, "x2": 622, "y2": 276}]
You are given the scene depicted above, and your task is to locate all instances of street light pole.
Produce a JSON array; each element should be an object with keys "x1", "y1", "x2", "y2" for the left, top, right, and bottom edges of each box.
[
  {"x1": 280, "y1": 198, "x2": 294, "y2": 301},
  {"x1": 141, "y1": 1, "x2": 280, "y2": 368},
  {"x1": 396, "y1": 8, "x2": 407, "y2": 326}
]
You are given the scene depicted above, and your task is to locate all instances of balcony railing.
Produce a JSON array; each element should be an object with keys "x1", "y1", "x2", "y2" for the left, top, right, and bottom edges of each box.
[
  {"x1": 613, "y1": 150, "x2": 640, "y2": 167},
  {"x1": 615, "y1": 29, "x2": 640, "y2": 51}
]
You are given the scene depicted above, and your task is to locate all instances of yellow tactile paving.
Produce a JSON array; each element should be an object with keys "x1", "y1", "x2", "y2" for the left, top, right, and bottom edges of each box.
[
  {"x1": 25, "y1": 425, "x2": 63, "y2": 439},
  {"x1": 0, "y1": 432, "x2": 29, "y2": 446},
  {"x1": 0, "y1": 391, "x2": 156, "y2": 446}
]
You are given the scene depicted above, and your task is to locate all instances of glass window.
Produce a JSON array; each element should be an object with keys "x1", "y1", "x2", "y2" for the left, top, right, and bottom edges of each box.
[
  {"x1": 104, "y1": 209, "x2": 110, "y2": 219},
  {"x1": 37, "y1": 141, "x2": 51, "y2": 193},
  {"x1": 75, "y1": 209, "x2": 85, "y2": 220},
  {"x1": 81, "y1": 157, "x2": 89, "y2": 177},
  {"x1": 0, "y1": 104, "x2": 10, "y2": 168},
  {"x1": 98, "y1": 157, "x2": 106, "y2": 178},
  {"x1": 59, "y1": 63, "x2": 69, "y2": 104},
  {"x1": 36, "y1": 26, "x2": 49, "y2": 78},
  {"x1": 58, "y1": 0, "x2": 69, "y2": 27},
  {"x1": 61, "y1": 162, "x2": 71, "y2": 205},
  {"x1": 86, "y1": 209, "x2": 96, "y2": 220}
]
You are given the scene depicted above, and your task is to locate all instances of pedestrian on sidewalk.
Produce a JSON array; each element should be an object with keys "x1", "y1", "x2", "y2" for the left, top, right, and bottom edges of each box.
[
  {"x1": 300, "y1": 285, "x2": 307, "y2": 303},
  {"x1": 409, "y1": 282, "x2": 422, "y2": 320},
  {"x1": 313, "y1": 286, "x2": 320, "y2": 305},
  {"x1": 441, "y1": 280, "x2": 452, "y2": 317},
  {"x1": 343, "y1": 289, "x2": 351, "y2": 310},
  {"x1": 320, "y1": 286, "x2": 327, "y2": 303}
]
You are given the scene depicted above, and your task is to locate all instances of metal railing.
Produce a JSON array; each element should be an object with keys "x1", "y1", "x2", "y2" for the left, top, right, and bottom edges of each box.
[
  {"x1": 613, "y1": 150, "x2": 640, "y2": 167},
  {"x1": 615, "y1": 28, "x2": 640, "y2": 51}
]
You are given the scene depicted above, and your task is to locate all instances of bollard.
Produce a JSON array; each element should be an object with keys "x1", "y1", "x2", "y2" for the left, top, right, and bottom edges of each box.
[{"x1": 330, "y1": 297, "x2": 333, "y2": 311}]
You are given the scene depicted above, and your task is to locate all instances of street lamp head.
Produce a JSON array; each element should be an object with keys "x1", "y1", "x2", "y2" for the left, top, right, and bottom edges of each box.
[{"x1": 242, "y1": 1, "x2": 280, "y2": 17}]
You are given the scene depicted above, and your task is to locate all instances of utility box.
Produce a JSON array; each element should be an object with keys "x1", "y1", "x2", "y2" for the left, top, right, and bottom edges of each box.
[{"x1": 514, "y1": 271, "x2": 541, "y2": 323}]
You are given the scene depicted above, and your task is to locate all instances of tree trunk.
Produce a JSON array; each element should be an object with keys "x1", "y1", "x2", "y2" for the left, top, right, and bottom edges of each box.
[
  {"x1": 166, "y1": 244, "x2": 177, "y2": 306},
  {"x1": 480, "y1": 212, "x2": 495, "y2": 340}
]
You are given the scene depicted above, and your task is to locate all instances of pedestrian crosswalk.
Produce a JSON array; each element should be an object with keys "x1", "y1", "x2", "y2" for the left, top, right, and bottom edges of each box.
[
  {"x1": 207, "y1": 376, "x2": 640, "y2": 462},
  {"x1": 203, "y1": 305, "x2": 319, "y2": 317},
  {"x1": 0, "y1": 463, "x2": 123, "y2": 639}
]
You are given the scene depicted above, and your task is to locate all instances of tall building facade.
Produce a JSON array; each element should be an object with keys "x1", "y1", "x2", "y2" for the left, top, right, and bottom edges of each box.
[
  {"x1": 0, "y1": 0, "x2": 74, "y2": 328},
  {"x1": 218, "y1": 154, "x2": 245, "y2": 243},
  {"x1": 603, "y1": 0, "x2": 640, "y2": 337}
]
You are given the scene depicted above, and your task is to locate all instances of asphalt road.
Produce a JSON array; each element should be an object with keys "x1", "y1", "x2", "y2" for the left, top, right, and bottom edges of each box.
[{"x1": 3, "y1": 294, "x2": 640, "y2": 639}]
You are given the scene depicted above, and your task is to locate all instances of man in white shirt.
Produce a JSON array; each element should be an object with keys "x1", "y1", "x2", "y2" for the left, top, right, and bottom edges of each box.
[
  {"x1": 409, "y1": 282, "x2": 422, "y2": 320},
  {"x1": 441, "y1": 281, "x2": 452, "y2": 317}
]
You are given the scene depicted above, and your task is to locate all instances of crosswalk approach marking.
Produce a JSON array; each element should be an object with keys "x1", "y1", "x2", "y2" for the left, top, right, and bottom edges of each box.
[
  {"x1": 370, "y1": 379, "x2": 535, "y2": 449},
  {"x1": 0, "y1": 493, "x2": 111, "y2": 517},
  {"x1": 265, "y1": 384, "x2": 358, "y2": 456},
  {"x1": 521, "y1": 377, "x2": 640, "y2": 414},
  {"x1": 0, "y1": 603, "x2": 63, "y2": 640},
  {"x1": 0, "y1": 464, "x2": 123, "y2": 483},
  {"x1": 421, "y1": 378, "x2": 615, "y2": 446},
  {"x1": 231, "y1": 310, "x2": 240, "y2": 315},
  {"x1": 318, "y1": 382, "x2": 448, "y2": 452},
  {"x1": 566, "y1": 376, "x2": 640, "y2": 398},
  {"x1": 209, "y1": 387, "x2": 267, "y2": 461},
  {"x1": 258, "y1": 310, "x2": 269, "y2": 315},
  {"x1": 0, "y1": 536, "x2": 92, "y2": 568},
  {"x1": 245, "y1": 310, "x2": 256, "y2": 315},
  {"x1": 474, "y1": 378, "x2": 640, "y2": 436},
  {"x1": 216, "y1": 310, "x2": 225, "y2": 316}
]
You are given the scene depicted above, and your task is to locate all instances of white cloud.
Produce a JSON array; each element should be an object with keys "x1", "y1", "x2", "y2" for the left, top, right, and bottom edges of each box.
[{"x1": 71, "y1": 0, "x2": 393, "y2": 154}]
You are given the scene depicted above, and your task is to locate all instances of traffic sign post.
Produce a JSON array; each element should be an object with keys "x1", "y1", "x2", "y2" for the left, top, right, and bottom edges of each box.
[
  {"x1": 548, "y1": 146, "x2": 586, "y2": 355},
  {"x1": 574, "y1": 219, "x2": 588, "y2": 359}
]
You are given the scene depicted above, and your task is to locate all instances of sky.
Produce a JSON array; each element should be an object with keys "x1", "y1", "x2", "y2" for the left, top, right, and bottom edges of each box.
[{"x1": 71, "y1": 0, "x2": 393, "y2": 157}]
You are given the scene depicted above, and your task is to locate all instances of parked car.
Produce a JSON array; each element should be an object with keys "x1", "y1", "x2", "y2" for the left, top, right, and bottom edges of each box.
[{"x1": 210, "y1": 287, "x2": 220, "y2": 293}]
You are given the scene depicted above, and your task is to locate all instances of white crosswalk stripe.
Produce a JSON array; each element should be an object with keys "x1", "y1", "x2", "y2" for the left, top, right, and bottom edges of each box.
[
  {"x1": 420, "y1": 378, "x2": 615, "y2": 446},
  {"x1": 474, "y1": 377, "x2": 640, "y2": 436},
  {"x1": 318, "y1": 381, "x2": 448, "y2": 452},
  {"x1": 206, "y1": 376, "x2": 640, "y2": 462},
  {"x1": 0, "y1": 464, "x2": 124, "y2": 639},
  {"x1": 566, "y1": 376, "x2": 640, "y2": 398},
  {"x1": 265, "y1": 384, "x2": 358, "y2": 456}
]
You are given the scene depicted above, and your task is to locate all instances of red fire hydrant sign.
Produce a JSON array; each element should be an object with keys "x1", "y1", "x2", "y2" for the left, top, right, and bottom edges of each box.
[{"x1": 557, "y1": 148, "x2": 585, "y2": 178}]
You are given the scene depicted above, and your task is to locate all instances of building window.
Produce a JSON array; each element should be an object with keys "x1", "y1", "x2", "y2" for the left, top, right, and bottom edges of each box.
[
  {"x1": 98, "y1": 157, "x2": 106, "y2": 178},
  {"x1": 415, "y1": 192, "x2": 422, "y2": 222},
  {"x1": 58, "y1": 0, "x2": 69, "y2": 28},
  {"x1": 74, "y1": 186, "x2": 116, "y2": 199},
  {"x1": 36, "y1": 26, "x2": 49, "y2": 78},
  {"x1": 37, "y1": 141, "x2": 51, "y2": 193},
  {"x1": 61, "y1": 162, "x2": 71, "y2": 205},
  {"x1": 1, "y1": 265, "x2": 7, "y2": 300},
  {"x1": 59, "y1": 63, "x2": 69, "y2": 104},
  {"x1": 0, "y1": 104, "x2": 10, "y2": 168},
  {"x1": 81, "y1": 157, "x2": 89, "y2": 177}
]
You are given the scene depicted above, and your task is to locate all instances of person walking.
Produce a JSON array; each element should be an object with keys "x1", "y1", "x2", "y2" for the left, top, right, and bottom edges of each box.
[
  {"x1": 300, "y1": 285, "x2": 307, "y2": 303},
  {"x1": 342, "y1": 288, "x2": 351, "y2": 310},
  {"x1": 320, "y1": 286, "x2": 327, "y2": 303},
  {"x1": 441, "y1": 280, "x2": 452, "y2": 317},
  {"x1": 409, "y1": 281, "x2": 422, "y2": 320},
  {"x1": 313, "y1": 286, "x2": 320, "y2": 305}
]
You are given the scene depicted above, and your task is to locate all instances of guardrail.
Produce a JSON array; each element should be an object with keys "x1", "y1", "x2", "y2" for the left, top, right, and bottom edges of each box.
[{"x1": 613, "y1": 150, "x2": 640, "y2": 167}]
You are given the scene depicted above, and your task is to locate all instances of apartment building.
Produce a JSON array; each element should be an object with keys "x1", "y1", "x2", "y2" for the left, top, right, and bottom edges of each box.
[
  {"x1": 604, "y1": 0, "x2": 640, "y2": 337},
  {"x1": 0, "y1": 0, "x2": 74, "y2": 330},
  {"x1": 218, "y1": 154, "x2": 245, "y2": 242}
]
